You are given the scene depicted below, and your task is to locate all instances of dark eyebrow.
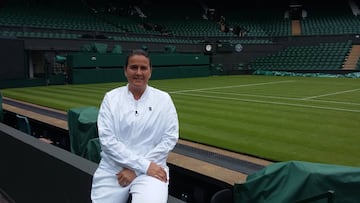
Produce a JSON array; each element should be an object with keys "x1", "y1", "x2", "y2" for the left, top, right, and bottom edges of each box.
[{"x1": 129, "y1": 65, "x2": 149, "y2": 69}]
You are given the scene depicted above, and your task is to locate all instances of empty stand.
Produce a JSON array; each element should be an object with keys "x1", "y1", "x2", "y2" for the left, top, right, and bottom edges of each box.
[
  {"x1": 249, "y1": 41, "x2": 353, "y2": 71},
  {"x1": 0, "y1": 0, "x2": 359, "y2": 82},
  {"x1": 300, "y1": 1, "x2": 360, "y2": 36}
]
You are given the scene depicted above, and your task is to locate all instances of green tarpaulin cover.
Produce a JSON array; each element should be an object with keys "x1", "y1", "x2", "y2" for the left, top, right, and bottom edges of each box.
[
  {"x1": 253, "y1": 70, "x2": 360, "y2": 78},
  {"x1": 234, "y1": 161, "x2": 360, "y2": 203},
  {"x1": 67, "y1": 106, "x2": 99, "y2": 157},
  {"x1": 83, "y1": 137, "x2": 101, "y2": 164}
]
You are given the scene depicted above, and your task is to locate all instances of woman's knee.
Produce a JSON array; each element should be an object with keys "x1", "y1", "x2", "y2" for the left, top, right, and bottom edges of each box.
[{"x1": 130, "y1": 176, "x2": 168, "y2": 203}]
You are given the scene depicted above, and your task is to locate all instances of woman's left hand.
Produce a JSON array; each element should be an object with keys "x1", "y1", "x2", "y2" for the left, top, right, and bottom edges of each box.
[{"x1": 116, "y1": 168, "x2": 136, "y2": 187}]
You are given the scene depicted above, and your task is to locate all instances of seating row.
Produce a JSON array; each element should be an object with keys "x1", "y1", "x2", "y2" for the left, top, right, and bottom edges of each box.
[
  {"x1": 1, "y1": 1, "x2": 359, "y2": 38},
  {"x1": 249, "y1": 41, "x2": 353, "y2": 71}
]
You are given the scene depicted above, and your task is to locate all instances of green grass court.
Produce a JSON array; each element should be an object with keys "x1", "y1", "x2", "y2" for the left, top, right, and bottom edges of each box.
[{"x1": 2, "y1": 75, "x2": 360, "y2": 167}]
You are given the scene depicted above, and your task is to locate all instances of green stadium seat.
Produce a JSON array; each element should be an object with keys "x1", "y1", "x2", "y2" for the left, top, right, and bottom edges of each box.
[
  {"x1": 16, "y1": 114, "x2": 31, "y2": 135},
  {"x1": 250, "y1": 41, "x2": 351, "y2": 71},
  {"x1": 15, "y1": 114, "x2": 53, "y2": 144},
  {"x1": 93, "y1": 43, "x2": 108, "y2": 54},
  {"x1": 112, "y1": 45, "x2": 123, "y2": 54},
  {"x1": 164, "y1": 45, "x2": 177, "y2": 53}
]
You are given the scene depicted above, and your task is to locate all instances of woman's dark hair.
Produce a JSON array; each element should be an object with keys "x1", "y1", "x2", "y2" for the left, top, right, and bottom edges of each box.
[{"x1": 125, "y1": 49, "x2": 151, "y2": 68}]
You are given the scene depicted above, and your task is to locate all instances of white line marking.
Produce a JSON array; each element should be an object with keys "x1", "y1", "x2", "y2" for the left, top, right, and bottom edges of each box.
[
  {"x1": 174, "y1": 92, "x2": 360, "y2": 113},
  {"x1": 169, "y1": 80, "x2": 295, "y2": 94},
  {"x1": 198, "y1": 90, "x2": 360, "y2": 106},
  {"x1": 301, "y1": 88, "x2": 360, "y2": 100},
  {"x1": 307, "y1": 99, "x2": 360, "y2": 106}
]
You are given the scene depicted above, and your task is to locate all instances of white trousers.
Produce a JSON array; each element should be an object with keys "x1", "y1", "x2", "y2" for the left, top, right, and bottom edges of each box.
[{"x1": 91, "y1": 166, "x2": 169, "y2": 203}]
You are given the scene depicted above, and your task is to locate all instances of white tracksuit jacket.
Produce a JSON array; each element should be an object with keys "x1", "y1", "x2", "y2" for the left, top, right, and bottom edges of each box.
[{"x1": 96, "y1": 84, "x2": 179, "y2": 176}]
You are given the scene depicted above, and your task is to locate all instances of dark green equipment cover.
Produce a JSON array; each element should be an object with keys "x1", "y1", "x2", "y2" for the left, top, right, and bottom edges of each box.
[
  {"x1": 84, "y1": 137, "x2": 101, "y2": 164},
  {"x1": 67, "y1": 106, "x2": 99, "y2": 158},
  {"x1": 234, "y1": 161, "x2": 360, "y2": 203}
]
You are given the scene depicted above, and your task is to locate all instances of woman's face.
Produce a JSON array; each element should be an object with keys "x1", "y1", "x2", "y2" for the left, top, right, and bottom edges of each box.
[{"x1": 125, "y1": 54, "x2": 152, "y2": 91}]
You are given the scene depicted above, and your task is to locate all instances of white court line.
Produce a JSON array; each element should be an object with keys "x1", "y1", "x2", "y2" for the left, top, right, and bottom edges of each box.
[
  {"x1": 169, "y1": 80, "x2": 295, "y2": 94},
  {"x1": 301, "y1": 88, "x2": 360, "y2": 100},
  {"x1": 174, "y1": 92, "x2": 360, "y2": 113},
  {"x1": 198, "y1": 90, "x2": 360, "y2": 106}
]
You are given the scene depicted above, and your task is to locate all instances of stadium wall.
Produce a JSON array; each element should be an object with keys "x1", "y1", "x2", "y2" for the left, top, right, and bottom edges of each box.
[
  {"x1": 0, "y1": 122, "x2": 97, "y2": 203},
  {"x1": 68, "y1": 53, "x2": 210, "y2": 84},
  {"x1": 1, "y1": 34, "x2": 359, "y2": 88},
  {"x1": 0, "y1": 38, "x2": 26, "y2": 80}
]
